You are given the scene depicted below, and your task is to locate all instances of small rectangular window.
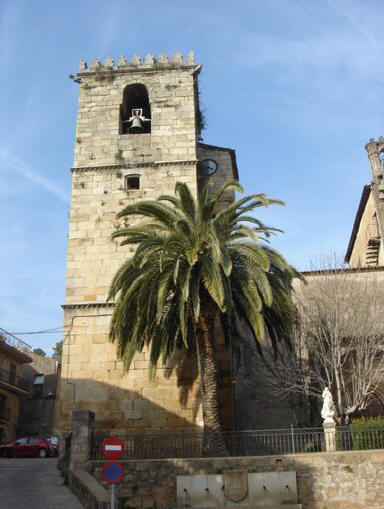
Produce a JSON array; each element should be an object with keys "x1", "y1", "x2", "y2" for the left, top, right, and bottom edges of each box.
[{"x1": 125, "y1": 175, "x2": 140, "y2": 190}]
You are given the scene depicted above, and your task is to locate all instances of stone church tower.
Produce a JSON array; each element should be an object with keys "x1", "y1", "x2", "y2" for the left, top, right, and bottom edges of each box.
[
  {"x1": 346, "y1": 137, "x2": 384, "y2": 267},
  {"x1": 57, "y1": 52, "x2": 238, "y2": 435}
]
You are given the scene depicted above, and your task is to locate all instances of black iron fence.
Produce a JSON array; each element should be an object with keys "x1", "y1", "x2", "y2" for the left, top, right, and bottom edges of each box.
[
  {"x1": 338, "y1": 425, "x2": 384, "y2": 451},
  {"x1": 0, "y1": 367, "x2": 30, "y2": 392},
  {"x1": 90, "y1": 426, "x2": 384, "y2": 460}
]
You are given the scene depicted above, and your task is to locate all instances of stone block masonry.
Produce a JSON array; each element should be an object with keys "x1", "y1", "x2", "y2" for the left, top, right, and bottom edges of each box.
[
  {"x1": 57, "y1": 52, "x2": 237, "y2": 437},
  {"x1": 90, "y1": 449, "x2": 384, "y2": 509}
]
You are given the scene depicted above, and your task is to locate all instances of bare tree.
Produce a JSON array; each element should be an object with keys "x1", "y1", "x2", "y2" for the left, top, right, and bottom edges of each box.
[{"x1": 263, "y1": 261, "x2": 384, "y2": 424}]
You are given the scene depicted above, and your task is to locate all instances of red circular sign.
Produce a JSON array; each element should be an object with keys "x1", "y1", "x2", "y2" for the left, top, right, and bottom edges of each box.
[
  {"x1": 102, "y1": 436, "x2": 125, "y2": 460},
  {"x1": 102, "y1": 461, "x2": 124, "y2": 484}
]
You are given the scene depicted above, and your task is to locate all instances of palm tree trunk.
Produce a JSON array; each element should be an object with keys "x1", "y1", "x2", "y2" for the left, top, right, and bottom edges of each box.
[{"x1": 195, "y1": 292, "x2": 228, "y2": 457}]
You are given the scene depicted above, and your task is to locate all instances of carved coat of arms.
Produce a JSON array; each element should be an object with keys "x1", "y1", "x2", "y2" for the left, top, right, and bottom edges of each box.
[{"x1": 223, "y1": 469, "x2": 248, "y2": 502}]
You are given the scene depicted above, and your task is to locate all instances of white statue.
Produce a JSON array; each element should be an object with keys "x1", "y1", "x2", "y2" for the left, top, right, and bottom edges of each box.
[{"x1": 321, "y1": 387, "x2": 335, "y2": 423}]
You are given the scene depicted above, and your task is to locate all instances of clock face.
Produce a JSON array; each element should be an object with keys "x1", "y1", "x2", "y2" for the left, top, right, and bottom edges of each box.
[{"x1": 200, "y1": 159, "x2": 218, "y2": 176}]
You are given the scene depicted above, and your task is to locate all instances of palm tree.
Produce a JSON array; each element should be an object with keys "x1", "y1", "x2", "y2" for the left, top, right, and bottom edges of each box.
[{"x1": 108, "y1": 180, "x2": 298, "y2": 455}]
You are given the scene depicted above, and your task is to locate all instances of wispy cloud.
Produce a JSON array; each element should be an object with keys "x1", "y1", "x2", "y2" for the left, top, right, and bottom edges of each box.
[
  {"x1": 325, "y1": 0, "x2": 383, "y2": 63},
  {"x1": 236, "y1": 32, "x2": 380, "y2": 83},
  {"x1": 0, "y1": 148, "x2": 70, "y2": 204}
]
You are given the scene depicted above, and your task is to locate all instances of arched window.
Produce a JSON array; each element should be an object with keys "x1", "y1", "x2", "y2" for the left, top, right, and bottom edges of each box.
[
  {"x1": 120, "y1": 84, "x2": 151, "y2": 135},
  {"x1": 125, "y1": 174, "x2": 140, "y2": 190}
]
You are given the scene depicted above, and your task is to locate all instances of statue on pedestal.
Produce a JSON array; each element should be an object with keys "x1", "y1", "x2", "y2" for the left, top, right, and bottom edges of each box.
[{"x1": 321, "y1": 387, "x2": 335, "y2": 423}]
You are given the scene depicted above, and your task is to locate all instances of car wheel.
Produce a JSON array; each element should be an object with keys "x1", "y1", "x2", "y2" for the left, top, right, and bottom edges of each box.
[{"x1": 38, "y1": 448, "x2": 48, "y2": 458}]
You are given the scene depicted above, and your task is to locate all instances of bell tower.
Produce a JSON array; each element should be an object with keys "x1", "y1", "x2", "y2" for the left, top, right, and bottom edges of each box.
[
  {"x1": 66, "y1": 52, "x2": 200, "y2": 306},
  {"x1": 58, "y1": 52, "x2": 237, "y2": 436},
  {"x1": 366, "y1": 137, "x2": 384, "y2": 193},
  {"x1": 365, "y1": 137, "x2": 384, "y2": 262}
]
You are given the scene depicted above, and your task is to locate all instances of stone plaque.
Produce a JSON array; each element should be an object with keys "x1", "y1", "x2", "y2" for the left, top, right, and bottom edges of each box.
[{"x1": 223, "y1": 469, "x2": 248, "y2": 503}]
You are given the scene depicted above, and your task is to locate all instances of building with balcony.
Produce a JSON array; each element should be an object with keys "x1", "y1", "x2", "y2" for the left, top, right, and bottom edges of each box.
[{"x1": 0, "y1": 329, "x2": 32, "y2": 442}]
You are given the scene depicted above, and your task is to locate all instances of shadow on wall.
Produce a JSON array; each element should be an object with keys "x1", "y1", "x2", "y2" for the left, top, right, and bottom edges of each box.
[
  {"x1": 159, "y1": 347, "x2": 201, "y2": 423},
  {"x1": 58, "y1": 378, "x2": 234, "y2": 437},
  {"x1": 232, "y1": 318, "x2": 306, "y2": 430},
  {"x1": 59, "y1": 378, "x2": 200, "y2": 436},
  {"x1": 59, "y1": 342, "x2": 235, "y2": 436}
]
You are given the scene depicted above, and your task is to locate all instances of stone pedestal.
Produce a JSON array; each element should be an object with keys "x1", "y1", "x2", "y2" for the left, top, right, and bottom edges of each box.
[
  {"x1": 323, "y1": 421, "x2": 336, "y2": 452},
  {"x1": 69, "y1": 410, "x2": 95, "y2": 471}
]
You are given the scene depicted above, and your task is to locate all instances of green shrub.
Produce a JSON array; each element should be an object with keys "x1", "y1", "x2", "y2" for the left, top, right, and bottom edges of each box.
[{"x1": 350, "y1": 416, "x2": 384, "y2": 450}]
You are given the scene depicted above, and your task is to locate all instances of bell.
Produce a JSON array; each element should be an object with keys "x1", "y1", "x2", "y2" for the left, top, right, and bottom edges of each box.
[{"x1": 128, "y1": 116, "x2": 143, "y2": 133}]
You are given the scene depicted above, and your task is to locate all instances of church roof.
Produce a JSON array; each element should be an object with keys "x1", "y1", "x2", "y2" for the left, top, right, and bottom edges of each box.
[{"x1": 344, "y1": 184, "x2": 371, "y2": 263}]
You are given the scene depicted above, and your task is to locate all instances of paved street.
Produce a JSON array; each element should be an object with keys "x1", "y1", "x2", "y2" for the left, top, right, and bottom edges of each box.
[{"x1": 0, "y1": 458, "x2": 83, "y2": 508}]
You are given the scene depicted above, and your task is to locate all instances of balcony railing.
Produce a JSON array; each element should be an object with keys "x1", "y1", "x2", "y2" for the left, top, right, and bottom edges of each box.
[
  {"x1": 0, "y1": 367, "x2": 30, "y2": 392},
  {"x1": 0, "y1": 328, "x2": 31, "y2": 353},
  {"x1": 0, "y1": 406, "x2": 10, "y2": 422}
]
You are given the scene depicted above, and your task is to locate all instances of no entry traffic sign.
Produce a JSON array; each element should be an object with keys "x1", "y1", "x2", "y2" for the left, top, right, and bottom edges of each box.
[
  {"x1": 102, "y1": 461, "x2": 124, "y2": 484},
  {"x1": 102, "y1": 436, "x2": 125, "y2": 460}
]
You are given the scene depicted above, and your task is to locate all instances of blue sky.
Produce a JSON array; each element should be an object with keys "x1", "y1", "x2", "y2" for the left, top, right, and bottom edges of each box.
[{"x1": 1, "y1": 0, "x2": 383, "y2": 354}]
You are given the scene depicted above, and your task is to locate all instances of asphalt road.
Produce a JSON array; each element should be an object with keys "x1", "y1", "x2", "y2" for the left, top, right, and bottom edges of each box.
[{"x1": 0, "y1": 458, "x2": 83, "y2": 509}]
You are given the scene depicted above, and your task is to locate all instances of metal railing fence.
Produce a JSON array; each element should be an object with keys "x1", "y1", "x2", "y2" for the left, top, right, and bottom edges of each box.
[
  {"x1": 91, "y1": 425, "x2": 384, "y2": 460},
  {"x1": 91, "y1": 427, "x2": 325, "y2": 460},
  {"x1": 338, "y1": 425, "x2": 384, "y2": 451},
  {"x1": 0, "y1": 328, "x2": 31, "y2": 352}
]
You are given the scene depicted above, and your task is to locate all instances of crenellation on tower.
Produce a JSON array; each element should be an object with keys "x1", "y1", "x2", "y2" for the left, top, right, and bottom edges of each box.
[
  {"x1": 365, "y1": 136, "x2": 384, "y2": 180},
  {"x1": 78, "y1": 51, "x2": 195, "y2": 74}
]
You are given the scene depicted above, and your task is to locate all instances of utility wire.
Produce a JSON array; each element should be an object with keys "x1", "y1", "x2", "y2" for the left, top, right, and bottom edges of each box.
[{"x1": 10, "y1": 327, "x2": 64, "y2": 335}]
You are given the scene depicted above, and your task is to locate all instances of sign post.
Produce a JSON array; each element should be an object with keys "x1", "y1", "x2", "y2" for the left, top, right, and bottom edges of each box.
[
  {"x1": 102, "y1": 461, "x2": 124, "y2": 508},
  {"x1": 111, "y1": 484, "x2": 115, "y2": 509},
  {"x1": 102, "y1": 437, "x2": 125, "y2": 509}
]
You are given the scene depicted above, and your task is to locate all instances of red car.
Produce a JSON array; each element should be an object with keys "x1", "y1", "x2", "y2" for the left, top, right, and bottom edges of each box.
[{"x1": 0, "y1": 436, "x2": 53, "y2": 458}]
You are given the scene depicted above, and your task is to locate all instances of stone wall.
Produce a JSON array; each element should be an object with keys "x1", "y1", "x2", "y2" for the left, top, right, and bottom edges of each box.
[
  {"x1": 66, "y1": 164, "x2": 197, "y2": 305},
  {"x1": 348, "y1": 190, "x2": 382, "y2": 268},
  {"x1": 58, "y1": 305, "x2": 234, "y2": 433},
  {"x1": 197, "y1": 143, "x2": 238, "y2": 199},
  {"x1": 19, "y1": 353, "x2": 59, "y2": 436},
  {"x1": 90, "y1": 449, "x2": 384, "y2": 509}
]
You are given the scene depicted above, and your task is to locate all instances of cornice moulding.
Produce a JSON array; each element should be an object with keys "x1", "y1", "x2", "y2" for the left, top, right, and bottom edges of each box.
[
  {"x1": 71, "y1": 160, "x2": 198, "y2": 173},
  {"x1": 62, "y1": 302, "x2": 115, "y2": 310}
]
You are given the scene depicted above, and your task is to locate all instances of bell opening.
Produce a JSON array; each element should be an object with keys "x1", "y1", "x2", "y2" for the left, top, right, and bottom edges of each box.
[{"x1": 120, "y1": 84, "x2": 151, "y2": 135}]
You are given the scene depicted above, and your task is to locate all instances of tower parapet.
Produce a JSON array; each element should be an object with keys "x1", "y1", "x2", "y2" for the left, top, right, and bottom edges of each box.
[
  {"x1": 365, "y1": 136, "x2": 384, "y2": 179},
  {"x1": 77, "y1": 51, "x2": 195, "y2": 74},
  {"x1": 366, "y1": 137, "x2": 384, "y2": 203}
]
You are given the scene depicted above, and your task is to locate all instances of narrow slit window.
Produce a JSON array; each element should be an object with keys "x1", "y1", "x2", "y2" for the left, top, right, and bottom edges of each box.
[{"x1": 125, "y1": 175, "x2": 140, "y2": 190}]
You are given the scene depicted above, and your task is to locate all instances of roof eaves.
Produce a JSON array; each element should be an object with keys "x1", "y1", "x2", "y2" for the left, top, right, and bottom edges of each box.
[{"x1": 344, "y1": 184, "x2": 371, "y2": 263}]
